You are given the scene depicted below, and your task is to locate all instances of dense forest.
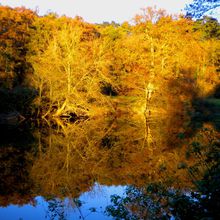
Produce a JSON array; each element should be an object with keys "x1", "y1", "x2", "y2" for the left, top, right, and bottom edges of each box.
[
  {"x1": 0, "y1": 5, "x2": 219, "y2": 123},
  {"x1": 1, "y1": 3, "x2": 220, "y2": 219}
]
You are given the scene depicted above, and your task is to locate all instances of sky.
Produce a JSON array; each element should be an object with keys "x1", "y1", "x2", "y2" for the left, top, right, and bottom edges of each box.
[{"x1": 1, "y1": 0, "x2": 194, "y2": 23}]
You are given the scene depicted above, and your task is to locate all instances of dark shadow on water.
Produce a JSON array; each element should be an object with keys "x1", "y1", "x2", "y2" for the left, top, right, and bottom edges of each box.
[
  {"x1": 190, "y1": 84, "x2": 220, "y2": 132},
  {"x1": 0, "y1": 122, "x2": 37, "y2": 207},
  {"x1": 212, "y1": 84, "x2": 220, "y2": 99}
]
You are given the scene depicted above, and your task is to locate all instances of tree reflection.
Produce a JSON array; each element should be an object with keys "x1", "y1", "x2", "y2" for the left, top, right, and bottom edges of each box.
[
  {"x1": 30, "y1": 104, "x2": 200, "y2": 199},
  {"x1": 0, "y1": 99, "x2": 220, "y2": 220},
  {"x1": 105, "y1": 124, "x2": 220, "y2": 219}
]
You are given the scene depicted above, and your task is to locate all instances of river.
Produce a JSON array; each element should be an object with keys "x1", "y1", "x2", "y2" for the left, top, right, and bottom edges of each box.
[{"x1": 0, "y1": 106, "x2": 220, "y2": 219}]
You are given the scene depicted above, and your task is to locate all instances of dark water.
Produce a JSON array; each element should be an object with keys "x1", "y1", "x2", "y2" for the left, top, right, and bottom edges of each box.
[{"x1": 0, "y1": 109, "x2": 220, "y2": 220}]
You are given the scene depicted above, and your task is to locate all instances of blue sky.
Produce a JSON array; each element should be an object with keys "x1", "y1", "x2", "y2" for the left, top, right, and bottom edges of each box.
[{"x1": 1, "y1": 0, "x2": 193, "y2": 23}]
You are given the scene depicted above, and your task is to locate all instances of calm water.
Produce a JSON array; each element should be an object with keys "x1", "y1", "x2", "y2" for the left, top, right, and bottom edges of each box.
[
  {"x1": 0, "y1": 108, "x2": 220, "y2": 219},
  {"x1": 0, "y1": 185, "x2": 125, "y2": 220}
]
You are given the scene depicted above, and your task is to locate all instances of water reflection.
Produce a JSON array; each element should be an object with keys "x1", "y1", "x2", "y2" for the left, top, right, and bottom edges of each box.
[
  {"x1": 0, "y1": 106, "x2": 220, "y2": 219},
  {"x1": 106, "y1": 124, "x2": 220, "y2": 219},
  {"x1": 0, "y1": 185, "x2": 124, "y2": 220},
  {"x1": 31, "y1": 110, "x2": 193, "y2": 197}
]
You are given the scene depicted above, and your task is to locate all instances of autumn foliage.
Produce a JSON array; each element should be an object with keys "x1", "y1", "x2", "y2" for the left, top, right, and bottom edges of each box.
[
  {"x1": 0, "y1": 5, "x2": 219, "y2": 119},
  {"x1": 1, "y1": 7, "x2": 220, "y2": 216}
]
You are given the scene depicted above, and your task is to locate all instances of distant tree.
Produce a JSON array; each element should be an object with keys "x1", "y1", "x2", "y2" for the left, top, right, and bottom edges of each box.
[
  {"x1": 185, "y1": 0, "x2": 220, "y2": 19},
  {"x1": 0, "y1": 6, "x2": 36, "y2": 88},
  {"x1": 193, "y1": 16, "x2": 220, "y2": 39}
]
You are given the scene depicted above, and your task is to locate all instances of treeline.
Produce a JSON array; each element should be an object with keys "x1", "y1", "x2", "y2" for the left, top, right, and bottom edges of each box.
[{"x1": 0, "y1": 6, "x2": 219, "y2": 120}]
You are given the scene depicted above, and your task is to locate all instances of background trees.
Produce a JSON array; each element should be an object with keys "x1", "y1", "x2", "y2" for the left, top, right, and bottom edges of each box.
[
  {"x1": 0, "y1": 5, "x2": 219, "y2": 120},
  {"x1": 0, "y1": 6, "x2": 37, "y2": 117},
  {"x1": 0, "y1": 6, "x2": 36, "y2": 88}
]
